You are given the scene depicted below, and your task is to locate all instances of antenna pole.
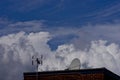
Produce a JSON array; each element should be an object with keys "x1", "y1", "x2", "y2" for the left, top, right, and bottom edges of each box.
[
  {"x1": 32, "y1": 55, "x2": 43, "y2": 80},
  {"x1": 36, "y1": 63, "x2": 39, "y2": 80}
]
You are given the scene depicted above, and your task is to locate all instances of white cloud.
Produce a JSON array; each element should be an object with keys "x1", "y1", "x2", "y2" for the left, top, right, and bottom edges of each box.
[
  {"x1": 1, "y1": 20, "x2": 120, "y2": 80},
  {"x1": 40, "y1": 40, "x2": 120, "y2": 75},
  {"x1": 0, "y1": 31, "x2": 120, "y2": 80},
  {"x1": 0, "y1": 31, "x2": 51, "y2": 80}
]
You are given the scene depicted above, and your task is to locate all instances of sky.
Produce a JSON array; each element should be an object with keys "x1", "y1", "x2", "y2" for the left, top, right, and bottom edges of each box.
[{"x1": 1, "y1": 0, "x2": 120, "y2": 80}]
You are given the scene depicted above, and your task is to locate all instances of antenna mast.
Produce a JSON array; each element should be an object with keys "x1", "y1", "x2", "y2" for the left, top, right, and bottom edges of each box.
[
  {"x1": 32, "y1": 54, "x2": 43, "y2": 71},
  {"x1": 32, "y1": 54, "x2": 43, "y2": 80}
]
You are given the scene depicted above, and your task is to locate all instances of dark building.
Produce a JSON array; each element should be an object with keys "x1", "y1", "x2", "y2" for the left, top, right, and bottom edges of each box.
[{"x1": 24, "y1": 68, "x2": 120, "y2": 80}]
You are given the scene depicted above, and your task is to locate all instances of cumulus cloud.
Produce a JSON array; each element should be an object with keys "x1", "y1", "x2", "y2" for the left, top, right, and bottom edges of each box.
[
  {"x1": 39, "y1": 40, "x2": 120, "y2": 76},
  {"x1": 1, "y1": 20, "x2": 120, "y2": 80},
  {"x1": 0, "y1": 31, "x2": 120, "y2": 80},
  {"x1": 0, "y1": 31, "x2": 51, "y2": 80}
]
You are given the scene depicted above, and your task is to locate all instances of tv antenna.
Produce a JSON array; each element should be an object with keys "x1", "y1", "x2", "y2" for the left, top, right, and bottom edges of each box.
[
  {"x1": 32, "y1": 54, "x2": 43, "y2": 80},
  {"x1": 32, "y1": 54, "x2": 43, "y2": 71},
  {"x1": 67, "y1": 58, "x2": 81, "y2": 70}
]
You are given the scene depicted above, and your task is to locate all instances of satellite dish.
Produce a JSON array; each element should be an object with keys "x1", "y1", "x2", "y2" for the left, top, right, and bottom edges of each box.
[{"x1": 68, "y1": 58, "x2": 81, "y2": 70}]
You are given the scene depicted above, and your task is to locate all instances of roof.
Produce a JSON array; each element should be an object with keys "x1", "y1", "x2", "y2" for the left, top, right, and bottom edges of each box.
[{"x1": 24, "y1": 68, "x2": 120, "y2": 79}]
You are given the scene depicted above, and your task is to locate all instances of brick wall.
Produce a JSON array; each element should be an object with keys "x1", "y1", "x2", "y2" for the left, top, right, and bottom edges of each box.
[{"x1": 24, "y1": 73, "x2": 104, "y2": 80}]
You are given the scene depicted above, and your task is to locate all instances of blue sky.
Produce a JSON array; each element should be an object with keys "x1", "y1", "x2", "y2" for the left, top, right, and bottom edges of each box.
[
  {"x1": 1, "y1": 0, "x2": 120, "y2": 80},
  {"x1": 0, "y1": 0, "x2": 120, "y2": 26}
]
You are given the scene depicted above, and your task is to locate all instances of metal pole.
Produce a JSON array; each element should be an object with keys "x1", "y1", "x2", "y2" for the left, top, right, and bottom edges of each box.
[
  {"x1": 35, "y1": 64, "x2": 38, "y2": 80},
  {"x1": 36, "y1": 64, "x2": 38, "y2": 80}
]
